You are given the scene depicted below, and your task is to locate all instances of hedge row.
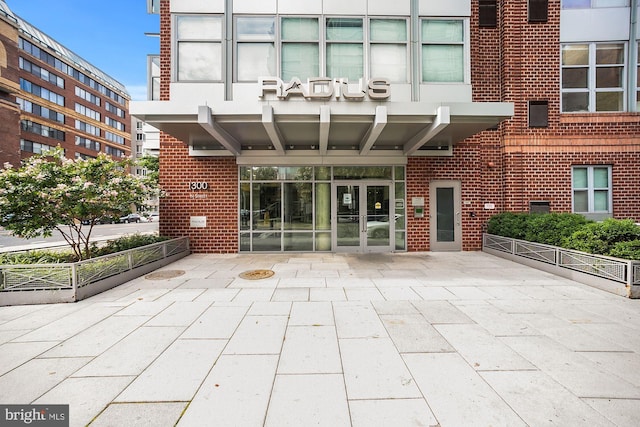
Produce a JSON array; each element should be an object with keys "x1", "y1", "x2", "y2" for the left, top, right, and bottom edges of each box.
[
  {"x1": 0, "y1": 234, "x2": 169, "y2": 264},
  {"x1": 487, "y1": 213, "x2": 640, "y2": 261}
]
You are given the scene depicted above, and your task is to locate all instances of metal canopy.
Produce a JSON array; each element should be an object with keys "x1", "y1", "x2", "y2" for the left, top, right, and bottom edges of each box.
[{"x1": 131, "y1": 100, "x2": 513, "y2": 162}]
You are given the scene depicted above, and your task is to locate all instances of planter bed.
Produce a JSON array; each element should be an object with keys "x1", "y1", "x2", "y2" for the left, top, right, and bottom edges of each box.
[
  {"x1": 0, "y1": 237, "x2": 190, "y2": 306},
  {"x1": 483, "y1": 233, "x2": 640, "y2": 298}
]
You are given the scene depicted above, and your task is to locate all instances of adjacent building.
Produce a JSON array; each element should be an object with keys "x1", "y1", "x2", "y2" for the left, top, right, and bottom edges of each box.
[
  {"x1": 132, "y1": 0, "x2": 640, "y2": 254},
  {"x1": 0, "y1": 1, "x2": 131, "y2": 167}
]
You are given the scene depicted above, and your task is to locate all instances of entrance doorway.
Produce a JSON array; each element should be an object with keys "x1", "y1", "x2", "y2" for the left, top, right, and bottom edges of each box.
[
  {"x1": 333, "y1": 182, "x2": 393, "y2": 252},
  {"x1": 429, "y1": 180, "x2": 462, "y2": 251}
]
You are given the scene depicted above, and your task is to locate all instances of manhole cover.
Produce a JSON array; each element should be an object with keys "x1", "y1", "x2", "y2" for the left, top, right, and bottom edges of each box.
[
  {"x1": 239, "y1": 269, "x2": 275, "y2": 280},
  {"x1": 145, "y1": 270, "x2": 186, "y2": 280}
]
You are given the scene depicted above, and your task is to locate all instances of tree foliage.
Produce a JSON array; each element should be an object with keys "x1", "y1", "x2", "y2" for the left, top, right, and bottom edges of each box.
[{"x1": 0, "y1": 148, "x2": 156, "y2": 260}]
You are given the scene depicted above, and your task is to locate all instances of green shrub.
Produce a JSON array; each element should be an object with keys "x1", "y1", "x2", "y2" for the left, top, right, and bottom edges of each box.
[
  {"x1": 0, "y1": 235, "x2": 170, "y2": 264},
  {"x1": 564, "y1": 219, "x2": 640, "y2": 256},
  {"x1": 608, "y1": 240, "x2": 640, "y2": 261},
  {"x1": 487, "y1": 212, "x2": 590, "y2": 246},
  {"x1": 486, "y1": 212, "x2": 529, "y2": 240},
  {"x1": 523, "y1": 213, "x2": 591, "y2": 247},
  {"x1": 93, "y1": 234, "x2": 169, "y2": 257},
  {"x1": 0, "y1": 249, "x2": 77, "y2": 264}
]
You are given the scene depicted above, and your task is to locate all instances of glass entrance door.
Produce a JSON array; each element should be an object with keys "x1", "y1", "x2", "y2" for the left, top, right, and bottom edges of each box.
[{"x1": 334, "y1": 183, "x2": 392, "y2": 252}]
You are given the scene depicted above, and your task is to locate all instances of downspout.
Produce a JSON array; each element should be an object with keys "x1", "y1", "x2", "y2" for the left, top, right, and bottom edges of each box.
[
  {"x1": 411, "y1": 0, "x2": 420, "y2": 102},
  {"x1": 225, "y1": 0, "x2": 233, "y2": 101},
  {"x1": 629, "y1": 0, "x2": 638, "y2": 112}
]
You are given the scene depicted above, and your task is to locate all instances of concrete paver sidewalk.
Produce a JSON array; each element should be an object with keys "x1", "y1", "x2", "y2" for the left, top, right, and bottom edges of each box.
[{"x1": 1, "y1": 251, "x2": 640, "y2": 426}]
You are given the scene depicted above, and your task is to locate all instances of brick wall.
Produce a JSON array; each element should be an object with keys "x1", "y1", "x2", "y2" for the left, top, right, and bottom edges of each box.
[
  {"x1": 489, "y1": 0, "x2": 640, "y2": 221},
  {"x1": 158, "y1": 135, "x2": 239, "y2": 253},
  {"x1": 0, "y1": 16, "x2": 21, "y2": 167},
  {"x1": 155, "y1": 0, "x2": 640, "y2": 253}
]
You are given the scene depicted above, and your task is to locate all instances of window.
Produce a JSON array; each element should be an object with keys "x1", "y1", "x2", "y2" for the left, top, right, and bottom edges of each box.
[
  {"x1": 75, "y1": 120, "x2": 101, "y2": 137},
  {"x1": 20, "y1": 139, "x2": 54, "y2": 154},
  {"x1": 281, "y1": 17, "x2": 319, "y2": 81},
  {"x1": 421, "y1": 19, "x2": 465, "y2": 83},
  {"x1": 105, "y1": 102, "x2": 126, "y2": 118},
  {"x1": 236, "y1": 16, "x2": 276, "y2": 82},
  {"x1": 326, "y1": 18, "x2": 364, "y2": 81},
  {"x1": 105, "y1": 145, "x2": 125, "y2": 157},
  {"x1": 370, "y1": 19, "x2": 408, "y2": 82},
  {"x1": 21, "y1": 120, "x2": 65, "y2": 141},
  {"x1": 479, "y1": 0, "x2": 497, "y2": 28},
  {"x1": 637, "y1": 44, "x2": 639, "y2": 111},
  {"x1": 75, "y1": 87, "x2": 101, "y2": 106},
  {"x1": 176, "y1": 15, "x2": 223, "y2": 81},
  {"x1": 17, "y1": 98, "x2": 65, "y2": 123},
  {"x1": 149, "y1": 55, "x2": 161, "y2": 100},
  {"x1": 562, "y1": 0, "x2": 629, "y2": 8},
  {"x1": 105, "y1": 131, "x2": 125, "y2": 145},
  {"x1": 19, "y1": 57, "x2": 64, "y2": 88},
  {"x1": 20, "y1": 38, "x2": 126, "y2": 106},
  {"x1": 105, "y1": 117, "x2": 125, "y2": 131},
  {"x1": 529, "y1": 0, "x2": 548, "y2": 22},
  {"x1": 561, "y1": 43, "x2": 625, "y2": 112},
  {"x1": 75, "y1": 103, "x2": 100, "y2": 121},
  {"x1": 20, "y1": 78, "x2": 65, "y2": 106},
  {"x1": 529, "y1": 101, "x2": 549, "y2": 127},
  {"x1": 75, "y1": 136, "x2": 100, "y2": 151},
  {"x1": 572, "y1": 166, "x2": 612, "y2": 219}
]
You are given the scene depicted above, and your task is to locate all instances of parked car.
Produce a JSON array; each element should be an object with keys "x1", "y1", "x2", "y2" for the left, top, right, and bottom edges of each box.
[
  {"x1": 80, "y1": 216, "x2": 118, "y2": 225},
  {"x1": 367, "y1": 214, "x2": 403, "y2": 238},
  {"x1": 120, "y1": 213, "x2": 142, "y2": 223}
]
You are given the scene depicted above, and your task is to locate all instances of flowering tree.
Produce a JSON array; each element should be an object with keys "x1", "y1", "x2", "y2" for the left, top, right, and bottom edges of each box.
[{"x1": 0, "y1": 148, "x2": 154, "y2": 260}]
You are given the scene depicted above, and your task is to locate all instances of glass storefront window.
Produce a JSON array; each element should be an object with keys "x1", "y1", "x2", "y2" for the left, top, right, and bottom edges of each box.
[
  {"x1": 333, "y1": 166, "x2": 392, "y2": 180},
  {"x1": 284, "y1": 183, "x2": 312, "y2": 230},
  {"x1": 252, "y1": 183, "x2": 281, "y2": 231},
  {"x1": 239, "y1": 166, "x2": 405, "y2": 252}
]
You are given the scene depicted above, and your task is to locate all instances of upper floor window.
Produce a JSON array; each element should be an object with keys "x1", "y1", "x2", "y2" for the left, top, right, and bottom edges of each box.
[
  {"x1": 75, "y1": 87, "x2": 101, "y2": 107},
  {"x1": 75, "y1": 103, "x2": 100, "y2": 121},
  {"x1": 421, "y1": 19, "x2": 465, "y2": 83},
  {"x1": 19, "y1": 57, "x2": 65, "y2": 88},
  {"x1": 281, "y1": 17, "x2": 319, "y2": 81},
  {"x1": 17, "y1": 98, "x2": 65, "y2": 123},
  {"x1": 370, "y1": 19, "x2": 408, "y2": 83},
  {"x1": 20, "y1": 78, "x2": 65, "y2": 106},
  {"x1": 562, "y1": 0, "x2": 629, "y2": 8},
  {"x1": 149, "y1": 55, "x2": 161, "y2": 100},
  {"x1": 236, "y1": 17, "x2": 276, "y2": 82},
  {"x1": 637, "y1": 44, "x2": 640, "y2": 111},
  {"x1": 479, "y1": 0, "x2": 498, "y2": 28},
  {"x1": 326, "y1": 18, "x2": 364, "y2": 81},
  {"x1": 176, "y1": 15, "x2": 223, "y2": 81},
  {"x1": 561, "y1": 43, "x2": 625, "y2": 112}
]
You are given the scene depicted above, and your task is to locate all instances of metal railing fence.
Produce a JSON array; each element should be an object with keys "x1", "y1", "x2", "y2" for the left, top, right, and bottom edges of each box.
[
  {"x1": 483, "y1": 234, "x2": 640, "y2": 287},
  {"x1": 0, "y1": 237, "x2": 189, "y2": 293}
]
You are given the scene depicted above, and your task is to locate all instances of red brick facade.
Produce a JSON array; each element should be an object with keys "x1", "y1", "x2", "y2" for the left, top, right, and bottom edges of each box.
[
  {"x1": 0, "y1": 12, "x2": 20, "y2": 167},
  {"x1": 0, "y1": 6, "x2": 131, "y2": 167},
  {"x1": 158, "y1": 136, "x2": 239, "y2": 253},
  {"x1": 156, "y1": 0, "x2": 640, "y2": 253}
]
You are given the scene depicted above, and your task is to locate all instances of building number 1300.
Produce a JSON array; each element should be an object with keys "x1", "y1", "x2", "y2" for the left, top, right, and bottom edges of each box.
[{"x1": 188, "y1": 182, "x2": 208, "y2": 190}]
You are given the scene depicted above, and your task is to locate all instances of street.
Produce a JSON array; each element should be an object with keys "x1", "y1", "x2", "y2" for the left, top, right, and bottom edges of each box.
[{"x1": 0, "y1": 221, "x2": 159, "y2": 252}]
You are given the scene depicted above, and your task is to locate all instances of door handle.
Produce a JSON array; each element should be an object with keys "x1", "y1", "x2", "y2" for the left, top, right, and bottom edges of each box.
[
  {"x1": 456, "y1": 211, "x2": 461, "y2": 226},
  {"x1": 362, "y1": 215, "x2": 366, "y2": 233}
]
